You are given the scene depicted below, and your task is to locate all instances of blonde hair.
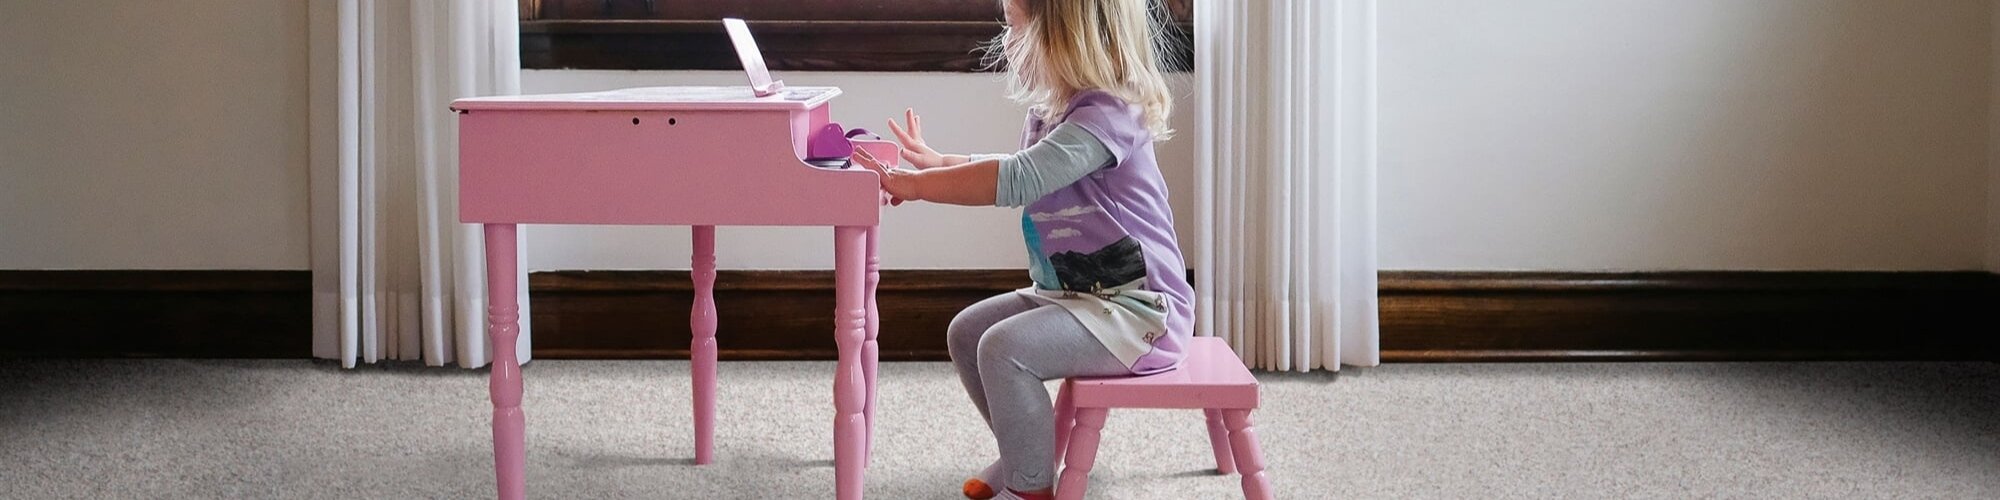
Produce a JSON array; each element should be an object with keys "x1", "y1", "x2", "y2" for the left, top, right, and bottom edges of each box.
[{"x1": 986, "y1": 0, "x2": 1178, "y2": 140}]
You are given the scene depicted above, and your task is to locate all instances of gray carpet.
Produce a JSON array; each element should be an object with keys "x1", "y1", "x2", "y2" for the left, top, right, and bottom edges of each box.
[{"x1": 1, "y1": 359, "x2": 1996, "y2": 499}]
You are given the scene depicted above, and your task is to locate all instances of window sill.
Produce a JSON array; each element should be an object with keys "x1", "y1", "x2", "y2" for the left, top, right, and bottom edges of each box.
[{"x1": 521, "y1": 19, "x2": 1193, "y2": 72}]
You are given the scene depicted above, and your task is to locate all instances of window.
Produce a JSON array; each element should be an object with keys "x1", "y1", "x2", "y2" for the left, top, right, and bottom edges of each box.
[{"x1": 521, "y1": 0, "x2": 1193, "y2": 72}]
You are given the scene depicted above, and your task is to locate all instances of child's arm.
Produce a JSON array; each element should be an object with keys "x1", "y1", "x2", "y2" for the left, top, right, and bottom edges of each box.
[
  {"x1": 855, "y1": 149, "x2": 1000, "y2": 206},
  {"x1": 991, "y1": 124, "x2": 1114, "y2": 207},
  {"x1": 856, "y1": 122, "x2": 1113, "y2": 207}
]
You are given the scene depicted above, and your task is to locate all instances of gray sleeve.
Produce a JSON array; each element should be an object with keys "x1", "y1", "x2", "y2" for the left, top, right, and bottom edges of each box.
[{"x1": 993, "y1": 123, "x2": 1117, "y2": 207}]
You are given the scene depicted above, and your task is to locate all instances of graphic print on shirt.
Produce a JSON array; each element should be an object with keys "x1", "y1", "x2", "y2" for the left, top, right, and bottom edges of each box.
[{"x1": 1022, "y1": 197, "x2": 1150, "y2": 297}]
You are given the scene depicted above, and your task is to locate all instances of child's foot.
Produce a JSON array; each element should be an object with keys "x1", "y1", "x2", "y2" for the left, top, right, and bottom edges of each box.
[{"x1": 962, "y1": 461, "x2": 1003, "y2": 499}]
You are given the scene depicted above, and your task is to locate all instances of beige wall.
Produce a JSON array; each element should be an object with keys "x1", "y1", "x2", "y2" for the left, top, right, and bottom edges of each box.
[
  {"x1": 0, "y1": 0, "x2": 310, "y2": 269},
  {"x1": 1380, "y1": 0, "x2": 1992, "y2": 271}
]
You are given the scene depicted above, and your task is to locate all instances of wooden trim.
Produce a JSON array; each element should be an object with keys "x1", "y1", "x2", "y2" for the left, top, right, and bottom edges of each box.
[
  {"x1": 528, "y1": 270, "x2": 1021, "y2": 361},
  {"x1": 534, "y1": 270, "x2": 2000, "y2": 362},
  {"x1": 4, "y1": 269, "x2": 1993, "y2": 362},
  {"x1": 529, "y1": 0, "x2": 1023, "y2": 22},
  {"x1": 0, "y1": 270, "x2": 306, "y2": 292},
  {"x1": 1379, "y1": 270, "x2": 2000, "y2": 292},
  {"x1": 0, "y1": 271, "x2": 311, "y2": 358},
  {"x1": 521, "y1": 0, "x2": 1196, "y2": 72},
  {"x1": 530, "y1": 269, "x2": 1015, "y2": 292},
  {"x1": 522, "y1": 20, "x2": 1193, "y2": 72},
  {"x1": 1378, "y1": 271, "x2": 2000, "y2": 362}
]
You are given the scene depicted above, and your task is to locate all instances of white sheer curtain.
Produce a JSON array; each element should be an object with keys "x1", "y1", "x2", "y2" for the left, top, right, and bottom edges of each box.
[
  {"x1": 1193, "y1": 0, "x2": 1380, "y2": 371},
  {"x1": 308, "y1": 0, "x2": 530, "y2": 368}
]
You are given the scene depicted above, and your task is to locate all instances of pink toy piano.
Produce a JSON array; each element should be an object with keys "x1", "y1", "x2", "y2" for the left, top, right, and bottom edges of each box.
[{"x1": 452, "y1": 19, "x2": 899, "y2": 500}]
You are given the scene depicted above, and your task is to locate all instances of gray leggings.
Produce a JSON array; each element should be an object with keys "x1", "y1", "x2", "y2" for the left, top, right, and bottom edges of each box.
[{"x1": 948, "y1": 293, "x2": 1130, "y2": 492}]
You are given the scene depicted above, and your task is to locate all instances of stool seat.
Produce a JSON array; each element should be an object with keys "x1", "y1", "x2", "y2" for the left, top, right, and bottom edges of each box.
[
  {"x1": 1069, "y1": 337, "x2": 1258, "y2": 410},
  {"x1": 1053, "y1": 336, "x2": 1273, "y2": 499}
]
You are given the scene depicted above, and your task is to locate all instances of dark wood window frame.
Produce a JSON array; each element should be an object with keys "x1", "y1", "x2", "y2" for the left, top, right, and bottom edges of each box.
[{"x1": 521, "y1": 0, "x2": 1194, "y2": 72}]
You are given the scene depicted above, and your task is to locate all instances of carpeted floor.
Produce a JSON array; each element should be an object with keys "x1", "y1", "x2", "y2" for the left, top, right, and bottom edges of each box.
[{"x1": 1, "y1": 358, "x2": 1995, "y2": 499}]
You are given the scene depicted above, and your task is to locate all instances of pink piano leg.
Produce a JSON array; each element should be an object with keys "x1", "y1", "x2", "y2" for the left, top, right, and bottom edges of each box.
[
  {"x1": 863, "y1": 225, "x2": 880, "y2": 463},
  {"x1": 484, "y1": 224, "x2": 527, "y2": 500},
  {"x1": 832, "y1": 226, "x2": 869, "y2": 500},
  {"x1": 691, "y1": 225, "x2": 718, "y2": 465}
]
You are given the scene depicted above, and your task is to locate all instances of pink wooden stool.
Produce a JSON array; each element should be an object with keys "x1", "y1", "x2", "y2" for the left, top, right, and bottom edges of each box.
[{"x1": 1051, "y1": 336, "x2": 1273, "y2": 500}]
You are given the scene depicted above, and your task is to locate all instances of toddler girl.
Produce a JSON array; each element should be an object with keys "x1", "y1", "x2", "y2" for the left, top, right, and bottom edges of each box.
[{"x1": 853, "y1": 0, "x2": 1188, "y2": 498}]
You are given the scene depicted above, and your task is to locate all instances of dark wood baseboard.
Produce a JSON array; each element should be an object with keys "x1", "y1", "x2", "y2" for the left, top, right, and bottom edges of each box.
[
  {"x1": 0, "y1": 271, "x2": 311, "y2": 358},
  {"x1": 1378, "y1": 271, "x2": 2000, "y2": 362},
  {"x1": 536, "y1": 270, "x2": 2000, "y2": 362},
  {"x1": 3, "y1": 270, "x2": 1994, "y2": 362},
  {"x1": 529, "y1": 270, "x2": 1015, "y2": 360}
]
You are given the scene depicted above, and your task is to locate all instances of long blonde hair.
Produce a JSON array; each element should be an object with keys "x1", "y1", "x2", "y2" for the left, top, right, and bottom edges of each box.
[{"x1": 986, "y1": 0, "x2": 1178, "y2": 140}]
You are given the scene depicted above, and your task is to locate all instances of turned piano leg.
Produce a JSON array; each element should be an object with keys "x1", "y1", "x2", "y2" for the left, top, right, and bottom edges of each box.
[
  {"x1": 484, "y1": 224, "x2": 527, "y2": 500},
  {"x1": 691, "y1": 225, "x2": 718, "y2": 465},
  {"x1": 862, "y1": 225, "x2": 880, "y2": 463},
  {"x1": 832, "y1": 226, "x2": 869, "y2": 500}
]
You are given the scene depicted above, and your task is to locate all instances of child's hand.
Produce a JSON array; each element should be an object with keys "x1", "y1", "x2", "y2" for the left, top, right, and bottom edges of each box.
[
  {"x1": 887, "y1": 108, "x2": 948, "y2": 169},
  {"x1": 853, "y1": 146, "x2": 921, "y2": 203}
]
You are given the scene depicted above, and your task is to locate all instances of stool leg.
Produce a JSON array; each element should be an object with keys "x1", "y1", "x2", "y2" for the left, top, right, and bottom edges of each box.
[
  {"x1": 1052, "y1": 381, "x2": 1075, "y2": 467},
  {"x1": 1055, "y1": 408, "x2": 1107, "y2": 500},
  {"x1": 1223, "y1": 410, "x2": 1272, "y2": 500},
  {"x1": 690, "y1": 226, "x2": 718, "y2": 465},
  {"x1": 1204, "y1": 409, "x2": 1236, "y2": 474}
]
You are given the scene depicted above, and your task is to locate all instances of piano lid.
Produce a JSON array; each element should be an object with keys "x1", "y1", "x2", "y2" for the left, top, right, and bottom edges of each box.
[
  {"x1": 724, "y1": 18, "x2": 784, "y2": 97},
  {"x1": 451, "y1": 86, "x2": 841, "y2": 112}
]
